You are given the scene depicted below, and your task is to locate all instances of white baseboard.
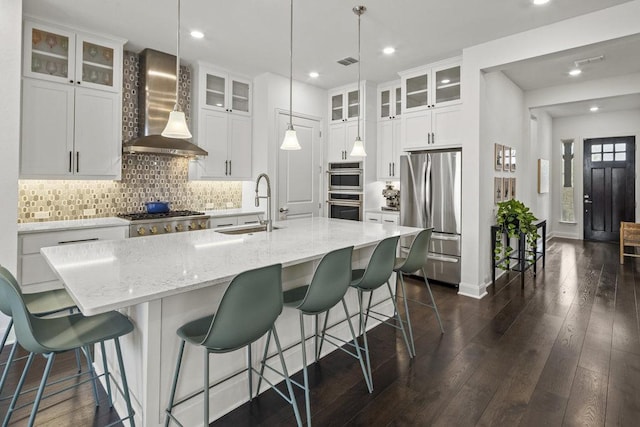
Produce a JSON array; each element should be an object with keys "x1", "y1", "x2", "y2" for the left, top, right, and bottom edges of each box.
[{"x1": 457, "y1": 281, "x2": 488, "y2": 299}]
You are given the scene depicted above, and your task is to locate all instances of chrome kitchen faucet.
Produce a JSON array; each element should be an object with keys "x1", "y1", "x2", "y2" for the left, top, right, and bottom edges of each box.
[{"x1": 255, "y1": 173, "x2": 273, "y2": 232}]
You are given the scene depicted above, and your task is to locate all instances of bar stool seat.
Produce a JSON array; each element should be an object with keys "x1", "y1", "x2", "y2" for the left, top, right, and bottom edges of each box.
[
  {"x1": 347, "y1": 235, "x2": 412, "y2": 390},
  {"x1": 165, "y1": 264, "x2": 302, "y2": 427},
  {"x1": 394, "y1": 228, "x2": 444, "y2": 357},
  {"x1": 0, "y1": 268, "x2": 136, "y2": 427}
]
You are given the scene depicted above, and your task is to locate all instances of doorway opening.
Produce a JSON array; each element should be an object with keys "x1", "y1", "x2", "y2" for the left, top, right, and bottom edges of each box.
[{"x1": 583, "y1": 136, "x2": 635, "y2": 242}]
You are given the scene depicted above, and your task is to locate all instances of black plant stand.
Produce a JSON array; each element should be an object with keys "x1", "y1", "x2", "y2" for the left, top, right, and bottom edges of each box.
[{"x1": 491, "y1": 220, "x2": 546, "y2": 289}]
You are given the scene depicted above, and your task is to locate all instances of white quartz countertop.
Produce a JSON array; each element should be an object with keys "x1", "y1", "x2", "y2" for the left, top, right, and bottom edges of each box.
[
  {"x1": 204, "y1": 207, "x2": 264, "y2": 218},
  {"x1": 41, "y1": 217, "x2": 420, "y2": 315},
  {"x1": 18, "y1": 217, "x2": 130, "y2": 234}
]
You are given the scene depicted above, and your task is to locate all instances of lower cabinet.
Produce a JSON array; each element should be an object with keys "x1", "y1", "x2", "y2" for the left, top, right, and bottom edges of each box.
[
  {"x1": 209, "y1": 213, "x2": 262, "y2": 229},
  {"x1": 365, "y1": 211, "x2": 399, "y2": 225},
  {"x1": 18, "y1": 226, "x2": 128, "y2": 292}
]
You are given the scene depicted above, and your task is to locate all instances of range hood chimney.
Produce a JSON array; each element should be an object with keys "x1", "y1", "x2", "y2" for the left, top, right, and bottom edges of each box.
[{"x1": 122, "y1": 48, "x2": 207, "y2": 157}]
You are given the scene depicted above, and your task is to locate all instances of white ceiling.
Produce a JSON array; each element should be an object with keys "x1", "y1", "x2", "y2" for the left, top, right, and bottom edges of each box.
[
  {"x1": 534, "y1": 93, "x2": 640, "y2": 118},
  {"x1": 23, "y1": 0, "x2": 635, "y2": 89}
]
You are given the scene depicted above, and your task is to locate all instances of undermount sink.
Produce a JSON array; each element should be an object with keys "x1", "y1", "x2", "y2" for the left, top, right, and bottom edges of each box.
[{"x1": 215, "y1": 225, "x2": 280, "y2": 235}]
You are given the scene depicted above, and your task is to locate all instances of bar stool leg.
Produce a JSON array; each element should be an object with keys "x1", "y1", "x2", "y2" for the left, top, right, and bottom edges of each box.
[
  {"x1": 0, "y1": 319, "x2": 12, "y2": 357},
  {"x1": 0, "y1": 341, "x2": 18, "y2": 395},
  {"x1": 83, "y1": 345, "x2": 100, "y2": 406},
  {"x1": 398, "y1": 274, "x2": 416, "y2": 356},
  {"x1": 299, "y1": 313, "x2": 311, "y2": 426},
  {"x1": 314, "y1": 314, "x2": 319, "y2": 363},
  {"x1": 247, "y1": 344, "x2": 253, "y2": 401},
  {"x1": 271, "y1": 326, "x2": 302, "y2": 427},
  {"x1": 114, "y1": 337, "x2": 136, "y2": 427},
  {"x1": 165, "y1": 340, "x2": 186, "y2": 427},
  {"x1": 358, "y1": 290, "x2": 373, "y2": 389},
  {"x1": 256, "y1": 329, "x2": 272, "y2": 395},
  {"x1": 28, "y1": 352, "x2": 56, "y2": 427},
  {"x1": 341, "y1": 298, "x2": 372, "y2": 393},
  {"x1": 385, "y1": 281, "x2": 413, "y2": 359},
  {"x1": 317, "y1": 310, "x2": 330, "y2": 359},
  {"x1": 99, "y1": 341, "x2": 114, "y2": 407},
  {"x1": 204, "y1": 349, "x2": 210, "y2": 427},
  {"x1": 422, "y1": 269, "x2": 444, "y2": 334},
  {"x1": 3, "y1": 352, "x2": 35, "y2": 426}
]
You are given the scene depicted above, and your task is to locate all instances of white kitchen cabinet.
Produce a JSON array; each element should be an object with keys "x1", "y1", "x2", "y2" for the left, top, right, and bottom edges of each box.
[
  {"x1": 191, "y1": 63, "x2": 252, "y2": 180},
  {"x1": 378, "y1": 83, "x2": 402, "y2": 120},
  {"x1": 329, "y1": 84, "x2": 360, "y2": 124},
  {"x1": 18, "y1": 225, "x2": 127, "y2": 293},
  {"x1": 401, "y1": 104, "x2": 462, "y2": 151},
  {"x1": 401, "y1": 60, "x2": 461, "y2": 114},
  {"x1": 328, "y1": 120, "x2": 359, "y2": 162},
  {"x1": 209, "y1": 213, "x2": 262, "y2": 229},
  {"x1": 365, "y1": 211, "x2": 399, "y2": 225},
  {"x1": 21, "y1": 78, "x2": 121, "y2": 179},
  {"x1": 23, "y1": 19, "x2": 123, "y2": 93},
  {"x1": 377, "y1": 117, "x2": 401, "y2": 180}
]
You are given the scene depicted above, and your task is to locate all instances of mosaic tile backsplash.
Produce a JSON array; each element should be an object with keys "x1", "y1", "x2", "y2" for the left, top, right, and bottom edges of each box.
[{"x1": 18, "y1": 51, "x2": 242, "y2": 223}]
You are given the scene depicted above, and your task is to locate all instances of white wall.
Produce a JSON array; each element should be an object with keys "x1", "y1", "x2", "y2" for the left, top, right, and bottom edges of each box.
[
  {"x1": 243, "y1": 72, "x2": 326, "y2": 212},
  {"x1": 552, "y1": 109, "x2": 640, "y2": 239},
  {"x1": 0, "y1": 0, "x2": 21, "y2": 340},
  {"x1": 531, "y1": 110, "x2": 553, "y2": 225},
  {"x1": 460, "y1": 0, "x2": 640, "y2": 298}
]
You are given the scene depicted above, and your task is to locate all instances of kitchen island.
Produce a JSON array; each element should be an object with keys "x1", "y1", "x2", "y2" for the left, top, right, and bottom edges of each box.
[{"x1": 41, "y1": 217, "x2": 421, "y2": 426}]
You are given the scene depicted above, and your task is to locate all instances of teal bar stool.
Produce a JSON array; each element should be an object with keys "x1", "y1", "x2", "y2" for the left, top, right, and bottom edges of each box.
[
  {"x1": 0, "y1": 266, "x2": 82, "y2": 397},
  {"x1": 260, "y1": 246, "x2": 371, "y2": 426},
  {"x1": 394, "y1": 228, "x2": 444, "y2": 357},
  {"x1": 348, "y1": 235, "x2": 412, "y2": 389},
  {"x1": 0, "y1": 268, "x2": 136, "y2": 427},
  {"x1": 164, "y1": 264, "x2": 302, "y2": 427}
]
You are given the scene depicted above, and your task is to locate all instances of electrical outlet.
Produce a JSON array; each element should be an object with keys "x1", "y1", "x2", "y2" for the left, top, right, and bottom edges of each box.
[
  {"x1": 83, "y1": 208, "x2": 96, "y2": 216},
  {"x1": 226, "y1": 202, "x2": 234, "y2": 208},
  {"x1": 34, "y1": 211, "x2": 50, "y2": 219},
  {"x1": 205, "y1": 203, "x2": 215, "y2": 209}
]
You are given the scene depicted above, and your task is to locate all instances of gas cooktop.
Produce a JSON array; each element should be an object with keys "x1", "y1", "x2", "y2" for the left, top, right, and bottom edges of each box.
[{"x1": 117, "y1": 210, "x2": 205, "y2": 221}]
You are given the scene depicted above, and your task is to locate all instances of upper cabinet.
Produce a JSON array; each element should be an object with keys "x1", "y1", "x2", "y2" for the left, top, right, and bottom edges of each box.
[
  {"x1": 401, "y1": 60, "x2": 461, "y2": 113},
  {"x1": 199, "y1": 65, "x2": 251, "y2": 116},
  {"x1": 329, "y1": 85, "x2": 360, "y2": 124},
  {"x1": 24, "y1": 20, "x2": 122, "y2": 93},
  {"x1": 190, "y1": 62, "x2": 253, "y2": 180},
  {"x1": 378, "y1": 83, "x2": 402, "y2": 120},
  {"x1": 20, "y1": 19, "x2": 124, "y2": 179}
]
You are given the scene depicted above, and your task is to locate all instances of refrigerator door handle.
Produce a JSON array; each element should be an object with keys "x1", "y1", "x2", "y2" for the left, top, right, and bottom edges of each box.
[
  {"x1": 431, "y1": 233, "x2": 460, "y2": 241},
  {"x1": 427, "y1": 254, "x2": 459, "y2": 263},
  {"x1": 425, "y1": 154, "x2": 432, "y2": 228}
]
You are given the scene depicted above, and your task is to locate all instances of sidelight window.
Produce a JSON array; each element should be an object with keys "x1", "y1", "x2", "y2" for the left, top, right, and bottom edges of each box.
[{"x1": 561, "y1": 139, "x2": 575, "y2": 223}]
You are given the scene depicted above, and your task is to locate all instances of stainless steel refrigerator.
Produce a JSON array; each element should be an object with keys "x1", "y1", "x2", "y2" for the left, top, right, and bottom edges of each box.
[{"x1": 400, "y1": 150, "x2": 462, "y2": 285}]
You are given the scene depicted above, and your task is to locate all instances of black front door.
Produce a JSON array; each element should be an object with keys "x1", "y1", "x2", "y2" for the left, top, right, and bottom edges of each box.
[{"x1": 583, "y1": 136, "x2": 635, "y2": 241}]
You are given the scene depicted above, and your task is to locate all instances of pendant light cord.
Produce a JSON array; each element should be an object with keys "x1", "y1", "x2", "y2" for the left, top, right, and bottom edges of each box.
[
  {"x1": 175, "y1": 0, "x2": 181, "y2": 112},
  {"x1": 289, "y1": 0, "x2": 294, "y2": 128},
  {"x1": 356, "y1": 8, "x2": 361, "y2": 139}
]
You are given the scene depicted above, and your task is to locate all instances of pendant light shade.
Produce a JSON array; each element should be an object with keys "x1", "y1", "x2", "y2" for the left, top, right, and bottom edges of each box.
[
  {"x1": 350, "y1": 5, "x2": 366, "y2": 157},
  {"x1": 280, "y1": 0, "x2": 301, "y2": 150},
  {"x1": 162, "y1": 0, "x2": 192, "y2": 139}
]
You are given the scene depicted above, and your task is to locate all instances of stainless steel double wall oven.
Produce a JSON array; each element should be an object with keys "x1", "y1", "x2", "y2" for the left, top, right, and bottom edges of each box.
[{"x1": 327, "y1": 162, "x2": 363, "y2": 221}]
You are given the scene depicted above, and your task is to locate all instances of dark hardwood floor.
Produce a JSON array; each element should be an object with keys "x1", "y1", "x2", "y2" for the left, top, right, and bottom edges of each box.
[{"x1": 2, "y1": 237, "x2": 640, "y2": 426}]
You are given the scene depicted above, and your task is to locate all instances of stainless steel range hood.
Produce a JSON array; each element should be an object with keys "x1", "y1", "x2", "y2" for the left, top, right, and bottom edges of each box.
[{"x1": 122, "y1": 48, "x2": 207, "y2": 157}]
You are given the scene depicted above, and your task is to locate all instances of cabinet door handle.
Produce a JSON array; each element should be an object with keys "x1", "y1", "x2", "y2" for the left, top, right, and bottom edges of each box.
[
  {"x1": 76, "y1": 152, "x2": 79, "y2": 172},
  {"x1": 225, "y1": 160, "x2": 228, "y2": 175},
  {"x1": 431, "y1": 132, "x2": 435, "y2": 144},
  {"x1": 229, "y1": 160, "x2": 231, "y2": 175},
  {"x1": 68, "y1": 151, "x2": 72, "y2": 172},
  {"x1": 392, "y1": 162, "x2": 395, "y2": 176},
  {"x1": 428, "y1": 133, "x2": 431, "y2": 144},
  {"x1": 389, "y1": 163, "x2": 391, "y2": 176}
]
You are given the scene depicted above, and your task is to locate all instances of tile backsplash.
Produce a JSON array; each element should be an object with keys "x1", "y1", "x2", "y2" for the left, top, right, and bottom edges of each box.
[{"x1": 18, "y1": 51, "x2": 242, "y2": 223}]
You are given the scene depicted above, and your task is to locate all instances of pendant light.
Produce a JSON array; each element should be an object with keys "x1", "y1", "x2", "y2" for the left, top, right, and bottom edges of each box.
[
  {"x1": 350, "y1": 5, "x2": 367, "y2": 157},
  {"x1": 162, "y1": 0, "x2": 192, "y2": 139},
  {"x1": 280, "y1": 0, "x2": 301, "y2": 150}
]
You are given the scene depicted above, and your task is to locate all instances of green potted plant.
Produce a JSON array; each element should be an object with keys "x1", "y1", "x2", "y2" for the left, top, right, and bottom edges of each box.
[{"x1": 494, "y1": 199, "x2": 540, "y2": 269}]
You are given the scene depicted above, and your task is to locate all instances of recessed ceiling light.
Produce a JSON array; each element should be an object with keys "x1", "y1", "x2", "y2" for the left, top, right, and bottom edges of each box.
[
  {"x1": 533, "y1": 0, "x2": 550, "y2": 5},
  {"x1": 590, "y1": 106, "x2": 599, "y2": 112},
  {"x1": 441, "y1": 79, "x2": 450, "y2": 84},
  {"x1": 383, "y1": 47, "x2": 395, "y2": 55},
  {"x1": 309, "y1": 71, "x2": 319, "y2": 78},
  {"x1": 569, "y1": 68, "x2": 582, "y2": 76},
  {"x1": 190, "y1": 30, "x2": 204, "y2": 39}
]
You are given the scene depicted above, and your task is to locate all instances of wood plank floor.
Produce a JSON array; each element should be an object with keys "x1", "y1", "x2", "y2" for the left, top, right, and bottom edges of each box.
[{"x1": 2, "y1": 237, "x2": 640, "y2": 426}]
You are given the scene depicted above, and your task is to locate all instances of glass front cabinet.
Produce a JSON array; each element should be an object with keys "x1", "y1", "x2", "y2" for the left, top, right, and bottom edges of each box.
[
  {"x1": 23, "y1": 20, "x2": 122, "y2": 93},
  {"x1": 329, "y1": 85, "x2": 360, "y2": 124},
  {"x1": 198, "y1": 65, "x2": 252, "y2": 116},
  {"x1": 401, "y1": 60, "x2": 461, "y2": 113}
]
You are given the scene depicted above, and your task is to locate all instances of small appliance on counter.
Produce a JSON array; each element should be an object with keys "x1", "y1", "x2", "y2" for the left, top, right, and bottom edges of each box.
[{"x1": 381, "y1": 182, "x2": 400, "y2": 211}]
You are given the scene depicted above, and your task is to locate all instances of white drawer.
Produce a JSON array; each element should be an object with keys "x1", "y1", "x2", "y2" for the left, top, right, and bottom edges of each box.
[
  {"x1": 237, "y1": 214, "x2": 261, "y2": 225},
  {"x1": 365, "y1": 212, "x2": 382, "y2": 223},
  {"x1": 210, "y1": 217, "x2": 238, "y2": 228},
  {"x1": 21, "y1": 253, "x2": 58, "y2": 286},
  {"x1": 382, "y1": 213, "x2": 399, "y2": 225},
  {"x1": 21, "y1": 226, "x2": 127, "y2": 255}
]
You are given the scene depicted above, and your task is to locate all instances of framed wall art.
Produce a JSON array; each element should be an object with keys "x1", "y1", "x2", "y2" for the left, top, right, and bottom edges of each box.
[
  {"x1": 503, "y1": 177, "x2": 510, "y2": 200},
  {"x1": 510, "y1": 177, "x2": 516, "y2": 199},
  {"x1": 510, "y1": 148, "x2": 517, "y2": 172},
  {"x1": 494, "y1": 144, "x2": 503, "y2": 171},
  {"x1": 494, "y1": 177, "x2": 503, "y2": 204},
  {"x1": 503, "y1": 146, "x2": 511, "y2": 171}
]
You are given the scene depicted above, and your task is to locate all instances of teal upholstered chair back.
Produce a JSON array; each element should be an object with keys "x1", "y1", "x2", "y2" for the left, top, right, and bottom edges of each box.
[
  {"x1": 398, "y1": 228, "x2": 433, "y2": 274},
  {"x1": 357, "y1": 235, "x2": 400, "y2": 290},
  {"x1": 297, "y1": 246, "x2": 353, "y2": 314},
  {"x1": 0, "y1": 269, "x2": 45, "y2": 354},
  {"x1": 202, "y1": 263, "x2": 283, "y2": 351}
]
